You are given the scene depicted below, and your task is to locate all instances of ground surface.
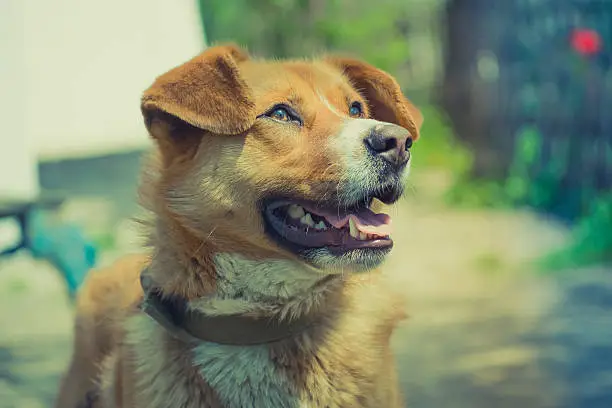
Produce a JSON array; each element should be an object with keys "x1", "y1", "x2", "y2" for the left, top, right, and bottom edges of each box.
[{"x1": 1, "y1": 156, "x2": 611, "y2": 408}]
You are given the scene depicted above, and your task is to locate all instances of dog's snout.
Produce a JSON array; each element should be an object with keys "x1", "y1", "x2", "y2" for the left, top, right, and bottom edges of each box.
[{"x1": 363, "y1": 124, "x2": 412, "y2": 167}]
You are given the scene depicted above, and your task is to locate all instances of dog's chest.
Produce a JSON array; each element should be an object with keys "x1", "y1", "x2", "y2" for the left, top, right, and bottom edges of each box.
[
  {"x1": 191, "y1": 335, "x2": 382, "y2": 408},
  {"x1": 193, "y1": 343, "x2": 303, "y2": 408},
  {"x1": 125, "y1": 314, "x2": 308, "y2": 408},
  {"x1": 125, "y1": 315, "x2": 389, "y2": 408}
]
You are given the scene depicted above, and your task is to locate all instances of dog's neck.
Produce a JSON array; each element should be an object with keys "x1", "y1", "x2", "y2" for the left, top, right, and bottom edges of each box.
[
  {"x1": 146, "y1": 221, "x2": 343, "y2": 320},
  {"x1": 190, "y1": 252, "x2": 342, "y2": 320}
]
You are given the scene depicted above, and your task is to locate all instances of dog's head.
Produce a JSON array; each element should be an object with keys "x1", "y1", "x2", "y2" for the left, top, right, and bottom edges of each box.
[{"x1": 141, "y1": 44, "x2": 422, "y2": 274}]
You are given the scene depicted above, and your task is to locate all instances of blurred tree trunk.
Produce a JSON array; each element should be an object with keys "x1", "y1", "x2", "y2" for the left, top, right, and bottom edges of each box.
[
  {"x1": 439, "y1": 0, "x2": 515, "y2": 178},
  {"x1": 439, "y1": 0, "x2": 612, "y2": 221}
]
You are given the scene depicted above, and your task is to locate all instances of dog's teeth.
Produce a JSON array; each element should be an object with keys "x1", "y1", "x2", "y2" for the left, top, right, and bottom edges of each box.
[
  {"x1": 300, "y1": 213, "x2": 315, "y2": 227},
  {"x1": 349, "y1": 218, "x2": 359, "y2": 239},
  {"x1": 359, "y1": 232, "x2": 368, "y2": 240},
  {"x1": 314, "y1": 221, "x2": 327, "y2": 230},
  {"x1": 288, "y1": 204, "x2": 305, "y2": 219}
]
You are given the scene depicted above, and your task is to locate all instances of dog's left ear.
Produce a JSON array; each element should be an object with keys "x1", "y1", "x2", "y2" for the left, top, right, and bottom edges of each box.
[{"x1": 325, "y1": 57, "x2": 423, "y2": 140}]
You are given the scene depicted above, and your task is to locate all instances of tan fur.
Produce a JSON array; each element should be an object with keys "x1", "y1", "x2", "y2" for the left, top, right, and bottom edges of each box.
[{"x1": 55, "y1": 44, "x2": 421, "y2": 408}]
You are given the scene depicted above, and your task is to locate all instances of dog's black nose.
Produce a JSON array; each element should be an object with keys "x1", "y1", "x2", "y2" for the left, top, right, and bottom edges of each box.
[{"x1": 364, "y1": 124, "x2": 412, "y2": 168}]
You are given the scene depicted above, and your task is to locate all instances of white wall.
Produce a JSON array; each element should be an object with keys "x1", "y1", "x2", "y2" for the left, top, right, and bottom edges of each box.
[
  {"x1": 2, "y1": 0, "x2": 205, "y2": 164},
  {"x1": 1, "y1": 1, "x2": 39, "y2": 199}
]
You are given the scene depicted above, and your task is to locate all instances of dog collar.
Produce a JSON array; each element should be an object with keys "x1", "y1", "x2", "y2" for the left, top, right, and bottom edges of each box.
[{"x1": 139, "y1": 270, "x2": 320, "y2": 345}]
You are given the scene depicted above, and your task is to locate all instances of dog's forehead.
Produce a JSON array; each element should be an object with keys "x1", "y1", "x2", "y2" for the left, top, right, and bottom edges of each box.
[{"x1": 238, "y1": 60, "x2": 358, "y2": 107}]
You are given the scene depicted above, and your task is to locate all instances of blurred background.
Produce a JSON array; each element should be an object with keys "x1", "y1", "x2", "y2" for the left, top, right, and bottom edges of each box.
[{"x1": 0, "y1": 0, "x2": 610, "y2": 407}]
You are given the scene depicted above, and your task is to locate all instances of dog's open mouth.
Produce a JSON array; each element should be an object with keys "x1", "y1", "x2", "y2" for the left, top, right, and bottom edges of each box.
[{"x1": 264, "y1": 198, "x2": 393, "y2": 251}]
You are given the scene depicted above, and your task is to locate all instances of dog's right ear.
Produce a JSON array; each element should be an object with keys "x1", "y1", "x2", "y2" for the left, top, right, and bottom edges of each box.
[
  {"x1": 141, "y1": 44, "x2": 256, "y2": 142},
  {"x1": 325, "y1": 56, "x2": 423, "y2": 140}
]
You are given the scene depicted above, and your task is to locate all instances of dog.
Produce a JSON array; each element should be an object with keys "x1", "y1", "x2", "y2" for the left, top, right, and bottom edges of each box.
[{"x1": 54, "y1": 43, "x2": 423, "y2": 408}]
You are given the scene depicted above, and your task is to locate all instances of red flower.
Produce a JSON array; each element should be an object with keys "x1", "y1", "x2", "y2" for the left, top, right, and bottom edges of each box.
[{"x1": 571, "y1": 29, "x2": 602, "y2": 56}]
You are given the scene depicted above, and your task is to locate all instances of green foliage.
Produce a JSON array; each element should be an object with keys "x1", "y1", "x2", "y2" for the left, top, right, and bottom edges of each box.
[
  {"x1": 444, "y1": 126, "x2": 550, "y2": 209},
  {"x1": 444, "y1": 179, "x2": 509, "y2": 208},
  {"x1": 412, "y1": 106, "x2": 472, "y2": 173},
  {"x1": 199, "y1": 0, "x2": 415, "y2": 76},
  {"x1": 540, "y1": 193, "x2": 612, "y2": 270},
  {"x1": 505, "y1": 127, "x2": 611, "y2": 269},
  {"x1": 505, "y1": 126, "x2": 542, "y2": 203},
  {"x1": 314, "y1": 1, "x2": 412, "y2": 73},
  {"x1": 445, "y1": 123, "x2": 612, "y2": 269},
  {"x1": 199, "y1": 0, "x2": 320, "y2": 57}
]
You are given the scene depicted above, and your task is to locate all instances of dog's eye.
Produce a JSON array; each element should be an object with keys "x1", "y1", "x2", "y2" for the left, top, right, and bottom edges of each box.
[
  {"x1": 271, "y1": 107, "x2": 291, "y2": 122},
  {"x1": 406, "y1": 137, "x2": 413, "y2": 149},
  {"x1": 349, "y1": 102, "x2": 363, "y2": 118},
  {"x1": 263, "y1": 104, "x2": 302, "y2": 125}
]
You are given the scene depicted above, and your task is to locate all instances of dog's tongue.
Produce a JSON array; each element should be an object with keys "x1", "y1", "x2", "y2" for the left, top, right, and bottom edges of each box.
[{"x1": 312, "y1": 207, "x2": 393, "y2": 237}]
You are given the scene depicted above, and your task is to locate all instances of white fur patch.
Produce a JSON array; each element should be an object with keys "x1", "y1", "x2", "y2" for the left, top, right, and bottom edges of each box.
[
  {"x1": 332, "y1": 118, "x2": 385, "y2": 204},
  {"x1": 125, "y1": 315, "x2": 202, "y2": 407},
  {"x1": 189, "y1": 253, "x2": 330, "y2": 317},
  {"x1": 125, "y1": 306, "x2": 314, "y2": 408},
  {"x1": 316, "y1": 89, "x2": 343, "y2": 118},
  {"x1": 189, "y1": 254, "x2": 331, "y2": 407},
  {"x1": 213, "y1": 253, "x2": 323, "y2": 300},
  {"x1": 193, "y1": 343, "x2": 303, "y2": 408},
  {"x1": 331, "y1": 118, "x2": 412, "y2": 204}
]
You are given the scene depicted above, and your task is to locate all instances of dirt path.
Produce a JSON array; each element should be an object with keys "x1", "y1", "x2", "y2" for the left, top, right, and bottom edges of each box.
[
  {"x1": 0, "y1": 172, "x2": 610, "y2": 407},
  {"x1": 0, "y1": 255, "x2": 73, "y2": 408}
]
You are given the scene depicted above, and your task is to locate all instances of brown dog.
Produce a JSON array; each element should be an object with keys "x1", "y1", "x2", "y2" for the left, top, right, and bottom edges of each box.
[{"x1": 54, "y1": 44, "x2": 423, "y2": 408}]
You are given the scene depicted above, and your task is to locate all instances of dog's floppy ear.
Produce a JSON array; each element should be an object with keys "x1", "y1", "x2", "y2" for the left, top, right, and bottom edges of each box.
[
  {"x1": 141, "y1": 44, "x2": 256, "y2": 137},
  {"x1": 325, "y1": 57, "x2": 423, "y2": 140}
]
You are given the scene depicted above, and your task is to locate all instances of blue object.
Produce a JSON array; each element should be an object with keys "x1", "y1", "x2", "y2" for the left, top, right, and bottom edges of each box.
[
  {"x1": 28, "y1": 210, "x2": 97, "y2": 297},
  {"x1": 0, "y1": 200, "x2": 97, "y2": 298}
]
